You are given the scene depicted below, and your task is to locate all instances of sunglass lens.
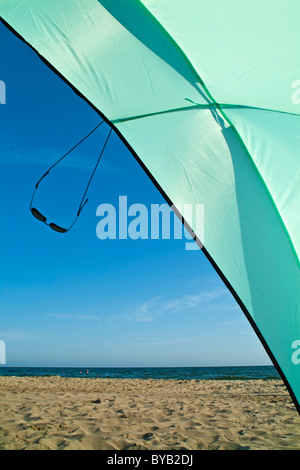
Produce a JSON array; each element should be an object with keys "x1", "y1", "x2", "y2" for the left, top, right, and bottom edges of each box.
[
  {"x1": 31, "y1": 207, "x2": 47, "y2": 222},
  {"x1": 49, "y1": 223, "x2": 67, "y2": 233}
]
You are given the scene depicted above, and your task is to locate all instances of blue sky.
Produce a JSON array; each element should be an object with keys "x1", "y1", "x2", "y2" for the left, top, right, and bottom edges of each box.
[{"x1": 0, "y1": 22, "x2": 270, "y2": 368}]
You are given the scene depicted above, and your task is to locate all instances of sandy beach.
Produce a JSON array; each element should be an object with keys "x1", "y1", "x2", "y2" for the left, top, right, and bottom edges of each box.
[{"x1": 0, "y1": 376, "x2": 299, "y2": 450}]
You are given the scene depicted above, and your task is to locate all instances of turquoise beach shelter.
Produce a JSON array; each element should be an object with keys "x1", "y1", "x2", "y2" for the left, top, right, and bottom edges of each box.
[{"x1": 1, "y1": 1, "x2": 300, "y2": 412}]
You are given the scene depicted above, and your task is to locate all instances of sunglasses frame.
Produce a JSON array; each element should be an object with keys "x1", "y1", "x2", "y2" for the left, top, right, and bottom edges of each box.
[
  {"x1": 29, "y1": 124, "x2": 112, "y2": 234},
  {"x1": 30, "y1": 204, "x2": 69, "y2": 233}
]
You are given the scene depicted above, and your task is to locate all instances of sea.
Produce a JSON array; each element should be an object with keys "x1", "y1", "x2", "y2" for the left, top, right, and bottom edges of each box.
[{"x1": 0, "y1": 365, "x2": 280, "y2": 381}]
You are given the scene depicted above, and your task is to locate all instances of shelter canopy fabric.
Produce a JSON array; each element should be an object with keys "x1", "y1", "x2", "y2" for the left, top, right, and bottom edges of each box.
[{"x1": 1, "y1": 0, "x2": 299, "y2": 411}]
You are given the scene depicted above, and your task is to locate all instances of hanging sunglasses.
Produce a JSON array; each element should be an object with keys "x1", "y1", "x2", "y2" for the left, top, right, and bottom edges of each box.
[{"x1": 30, "y1": 121, "x2": 112, "y2": 233}]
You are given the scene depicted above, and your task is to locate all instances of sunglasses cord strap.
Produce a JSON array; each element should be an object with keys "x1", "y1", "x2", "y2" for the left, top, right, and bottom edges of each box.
[
  {"x1": 35, "y1": 120, "x2": 105, "y2": 189},
  {"x1": 77, "y1": 127, "x2": 112, "y2": 217}
]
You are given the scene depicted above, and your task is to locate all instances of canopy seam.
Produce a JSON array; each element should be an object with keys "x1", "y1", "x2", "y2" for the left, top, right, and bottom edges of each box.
[{"x1": 112, "y1": 101, "x2": 300, "y2": 124}]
